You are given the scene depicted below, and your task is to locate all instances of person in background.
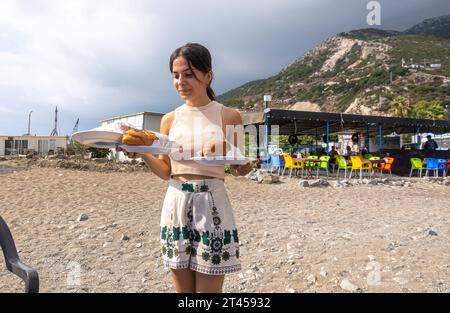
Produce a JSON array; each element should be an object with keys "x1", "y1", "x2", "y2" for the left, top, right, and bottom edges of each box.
[
  {"x1": 423, "y1": 135, "x2": 439, "y2": 150},
  {"x1": 329, "y1": 146, "x2": 339, "y2": 172},
  {"x1": 345, "y1": 145, "x2": 352, "y2": 157}
]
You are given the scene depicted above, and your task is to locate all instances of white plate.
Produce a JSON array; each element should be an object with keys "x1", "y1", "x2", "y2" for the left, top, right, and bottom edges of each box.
[
  {"x1": 71, "y1": 130, "x2": 122, "y2": 148},
  {"x1": 190, "y1": 156, "x2": 253, "y2": 165},
  {"x1": 118, "y1": 144, "x2": 174, "y2": 155}
]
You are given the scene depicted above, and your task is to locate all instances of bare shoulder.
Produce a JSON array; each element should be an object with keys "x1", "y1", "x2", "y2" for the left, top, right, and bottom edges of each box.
[
  {"x1": 221, "y1": 105, "x2": 242, "y2": 125},
  {"x1": 160, "y1": 111, "x2": 175, "y2": 134}
]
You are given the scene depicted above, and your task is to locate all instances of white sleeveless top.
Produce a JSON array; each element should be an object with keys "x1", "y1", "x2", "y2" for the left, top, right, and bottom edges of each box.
[{"x1": 168, "y1": 101, "x2": 226, "y2": 179}]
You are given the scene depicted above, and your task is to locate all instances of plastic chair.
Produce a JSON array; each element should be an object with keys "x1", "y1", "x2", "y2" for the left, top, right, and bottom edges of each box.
[
  {"x1": 305, "y1": 155, "x2": 319, "y2": 171},
  {"x1": 447, "y1": 159, "x2": 450, "y2": 176},
  {"x1": 379, "y1": 157, "x2": 395, "y2": 177},
  {"x1": 364, "y1": 154, "x2": 373, "y2": 160},
  {"x1": 409, "y1": 158, "x2": 424, "y2": 177},
  {"x1": 336, "y1": 156, "x2": 352, "y2": 180},
  {"x1": 268, "y1": 153, "x2": 281, "y2": 175},
  {"x1": 424, "y1": 158, "x2": 439, "y2": 177},
  {"x1": 349, "y1": 155, "x2": 372, "y2": 179},
  {"x1": 278, "y1": 155, "x2": 285, "y2": 176},
  {"x1": 316, "y1": 155, "x2": 330, "y2": 178},
  {"x1": 0, "y1": 216, "x2": 39, "y2": 293},
  {"x1": 437, "y1": 159, "x2": 447, "y2": 177},
  {"x1": 282, "y1": 154, "x2": 305, "y2": 178},
  {"x1": 369, "y1": 156, "x2": 381, "y2": 176}
]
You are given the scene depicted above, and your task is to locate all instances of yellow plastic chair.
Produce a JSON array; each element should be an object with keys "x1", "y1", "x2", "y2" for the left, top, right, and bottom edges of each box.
[
  {"x1": 349, "y1": 155, "x2": 372, "y2": 180},
  {"x1": 282, "y1": 154, "x2": 305, "y2": 178}
]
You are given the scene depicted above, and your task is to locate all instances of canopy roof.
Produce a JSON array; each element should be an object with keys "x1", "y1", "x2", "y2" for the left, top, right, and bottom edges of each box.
[{"x1": 241, "y1": 109, "x2": 450, "y2": 136}]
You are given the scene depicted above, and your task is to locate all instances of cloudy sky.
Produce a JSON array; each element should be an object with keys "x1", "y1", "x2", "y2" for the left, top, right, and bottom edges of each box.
[{"x1": 0, "y1": 0, "x2": 448, "y2": 135}]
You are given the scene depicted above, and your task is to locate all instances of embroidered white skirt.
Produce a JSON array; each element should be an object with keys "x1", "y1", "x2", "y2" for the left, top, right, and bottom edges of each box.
[{"x1": 160, "y1": 179, "x2": 241, "y2": 275}]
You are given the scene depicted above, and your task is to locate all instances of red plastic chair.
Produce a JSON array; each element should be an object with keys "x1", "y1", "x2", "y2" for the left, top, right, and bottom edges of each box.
[{"x1": 447, "y1": 159, "x2": 450, "y2": 176}]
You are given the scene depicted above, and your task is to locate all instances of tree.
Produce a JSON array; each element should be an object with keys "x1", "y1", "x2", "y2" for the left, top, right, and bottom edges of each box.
[
  {"x1": 411, "y1": 100, "x2": 448, "y2": 120},
  {"x1": 389, "y1": 96, "x2": 412, "y2": 117}
]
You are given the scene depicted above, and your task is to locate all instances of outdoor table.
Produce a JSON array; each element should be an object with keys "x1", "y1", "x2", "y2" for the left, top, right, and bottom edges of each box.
[{"x1": 294, "y1": 158, "x2": 323, "y2": 179}]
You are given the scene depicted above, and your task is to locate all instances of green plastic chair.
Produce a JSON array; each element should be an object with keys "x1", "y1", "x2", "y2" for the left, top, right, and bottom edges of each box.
[
  {"x1": 364, "y1": 154, "x2": 373, "y2": 160},
  {"x1": 410, "y1": 158, "x2": 424, "y2": 177},
  {"x1": 305, "y1": 155, "x2": 319, "y2": 170},
  {"x1": 336, "y1": 156, "x2": 352, "y2": 180},
  {"x1": 316, "y1": 155, "x2": 330, "y2": 178},
  {"x1": 369, "y1": 156, "x2": 380, "y2": 176}
]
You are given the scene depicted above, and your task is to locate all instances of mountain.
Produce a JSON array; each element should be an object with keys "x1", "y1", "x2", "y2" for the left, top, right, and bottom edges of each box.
[
  {"x1": 218, "y1": 16, "x2": 450, "y2": 116},
  {"x1": 404, "y1": 14, "x2": 450, "y2": 38}
]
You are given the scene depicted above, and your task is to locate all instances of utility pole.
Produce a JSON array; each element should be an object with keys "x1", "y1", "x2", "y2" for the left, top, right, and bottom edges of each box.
[
  {"x1": 27, "y1": 110, "x2": 33, "y2": 135},
  {"x1": 72, "y1": 118, "x2": 79, "y2": 134},
  {"x1": 50, "y1": 106, "x2": 59, "y2": 136}
]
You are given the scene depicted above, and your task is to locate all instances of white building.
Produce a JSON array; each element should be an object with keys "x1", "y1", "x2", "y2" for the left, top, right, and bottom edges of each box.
[
  {"x1": 98, "y1": 111, "x2": 164, "y2": 131},
  {"x1": 97, "y1": 111, "x2": 164, "y2": 161},
  {"x1": 0, "y1": 135, "x2": 68, "y2": 156}
]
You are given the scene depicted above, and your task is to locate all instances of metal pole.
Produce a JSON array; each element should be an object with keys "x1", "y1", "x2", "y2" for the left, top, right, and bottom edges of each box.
[
  {"x1": 265, "y1": 101, "x2": 269, "y2": 159},
  {"x1": 379, "y1": 125, "x2": 383, "y2": 152},
  {"x1": 366, "y1": 124, "x2": 370, "y2": 152},
  {"x1": 326, "y1": 121, "x2": 330, "y2": 155},
  {"x1": 416, "y1": 127, "x2": 421, "y2": 148},
  {"x1": 27, "y1": 110, "x2": 33, "y2": 135}
]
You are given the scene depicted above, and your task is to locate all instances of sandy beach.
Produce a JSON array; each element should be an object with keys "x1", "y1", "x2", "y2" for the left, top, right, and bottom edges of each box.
[{"x1": 0, "y1": 159, "x2": 449, "y2": 293}]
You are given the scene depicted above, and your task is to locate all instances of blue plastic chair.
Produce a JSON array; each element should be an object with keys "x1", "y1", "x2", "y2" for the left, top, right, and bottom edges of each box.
[
  {"x1": 268, "y1": 154, "x2": 281, "y2": 175},
  {"x1": 424, "y1": 158, "x2": 439, "y2": 177}
]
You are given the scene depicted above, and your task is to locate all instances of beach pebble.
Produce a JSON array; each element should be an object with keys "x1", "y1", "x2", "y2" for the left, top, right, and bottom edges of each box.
[
  {"x1": 306, "y1": 274, "x2": 317, "y2": 285},
  {"x1": 309, "y1": 179, "x2": 330, "y2": 187},
  {"x1": 136, "y1": 243, "x2": 142, "y2": 248},
  {"x1": 286, "y1": 286, "x2": 297, "y2": 293},
  {"x1": 368, "y1": 255, "x2": 377, "y2": 261},
  {"x1": 340, "y1": 278, "x2": 360, "y2": 292},
  {"x1": 319, "y1": 270, "x2": 328, "y2": 277},
  {"x1": 428, "y1": 230, "x2": 438, "y2": 236},
  {"x1": 121, "y1": 234, "x2": 130, "y2": 241},
  {"x1": 298, "y1": 180, "x2": 309, "y2": 187},
  {"x1": 78, "y1": 213, "x2": 89, "y2": 222}
]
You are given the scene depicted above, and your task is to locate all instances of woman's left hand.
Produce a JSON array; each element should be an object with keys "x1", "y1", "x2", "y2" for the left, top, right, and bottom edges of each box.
[{"x1": 230, "y1": 161, "x2": 253, "y2": 176}]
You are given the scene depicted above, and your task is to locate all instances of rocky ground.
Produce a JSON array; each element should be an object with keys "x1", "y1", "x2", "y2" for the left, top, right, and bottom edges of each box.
[{"x1": 0, "y1": 158, "x2": 449, "y2": 293}]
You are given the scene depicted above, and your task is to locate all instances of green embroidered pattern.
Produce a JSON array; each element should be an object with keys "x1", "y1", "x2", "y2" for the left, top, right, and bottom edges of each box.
[
  {"x1": 182, "y1": 226, "x2": 189, "y2": 240},
  {"x1": 161, "y1": 226, "x2": 167, "y2": 240},
  {"x1": 160, "y1": 189, "x2": 240, "y2": 267},
  {"x1": 224, "y1": 230, "x2": 231, "y2": 245},
  {"x1": 181, "y1": 182, "x2": 194, "y2": 192},
  {"x1": 202, "y1": 231, "x2": 210, "y2": 245},
  {"x1": 173, "y1": 227, "x2": 180, "y2": 240},
  {"x1": 233, "y1": 229, "x2": 239, "y2": 243}
]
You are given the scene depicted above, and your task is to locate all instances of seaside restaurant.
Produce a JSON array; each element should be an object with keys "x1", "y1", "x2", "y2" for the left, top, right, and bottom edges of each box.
[{"x1": 241, "y1": 109, "x2": 450, "y2": 176}]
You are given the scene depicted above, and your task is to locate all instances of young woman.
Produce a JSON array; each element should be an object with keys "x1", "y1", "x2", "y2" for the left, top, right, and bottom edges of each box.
[{"x1": 120, "y1": 43, "x2": 253, "y2": 293}]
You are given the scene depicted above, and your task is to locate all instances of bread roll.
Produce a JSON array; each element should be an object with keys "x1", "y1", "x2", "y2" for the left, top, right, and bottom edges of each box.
[{"x1": 122, "y1": 129, "x2": 159, "y2": 146}]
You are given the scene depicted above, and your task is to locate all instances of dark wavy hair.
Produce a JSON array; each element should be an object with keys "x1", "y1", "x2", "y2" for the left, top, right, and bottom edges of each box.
[{"x1": 169, "y1": 43, "x2": 216, "y2": 101}]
